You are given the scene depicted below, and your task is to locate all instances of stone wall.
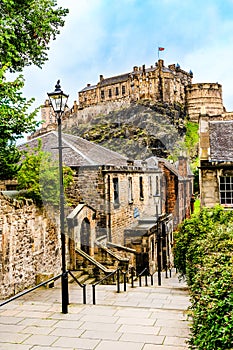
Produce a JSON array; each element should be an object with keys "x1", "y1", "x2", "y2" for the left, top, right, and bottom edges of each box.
[
  {"x1": 0, "y1": 193, "x2": 61, "y2": 299},
  {"x1": 186, "y1": 83, "x2": 224, "y2": 122},
  {"x1": 66, "y1": 165, "x2": 162, "y2": 245}
]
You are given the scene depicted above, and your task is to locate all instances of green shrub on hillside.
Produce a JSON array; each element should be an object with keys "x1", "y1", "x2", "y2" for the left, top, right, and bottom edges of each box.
[{"x1": 174, "y1": 206, "x2": 233, "y2": 349}]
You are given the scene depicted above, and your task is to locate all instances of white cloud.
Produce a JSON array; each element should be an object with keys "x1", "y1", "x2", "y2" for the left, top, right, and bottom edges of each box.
[{"x1": 20, "y1": 0, "x2": 233, "y2": 126}]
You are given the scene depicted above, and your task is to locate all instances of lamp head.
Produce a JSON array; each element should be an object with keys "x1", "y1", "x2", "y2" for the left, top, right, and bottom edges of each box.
[{"x1": 47, "y1": 80, "x2": 69, "y2": 113}]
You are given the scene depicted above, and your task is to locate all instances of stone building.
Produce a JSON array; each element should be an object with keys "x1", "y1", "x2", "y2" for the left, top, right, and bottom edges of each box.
[
  {"x1": 0, "y1": 194, "x2": 61, "y2": 299},
  {"x1": 186, "y1": 83, "x2": 224, "y2": 122},
  {"x1": 78, "y1": 59, "x2": 192, "y2": 109},
  {"x1": 19, "y1": 131, "x2": 193, "y2": 274},
  {"x1": 40, "y1": 58, "x2": 225, "y2": 132},
  {"x1": 199, "y1": 112, "x2": 233, "y2": 208}
]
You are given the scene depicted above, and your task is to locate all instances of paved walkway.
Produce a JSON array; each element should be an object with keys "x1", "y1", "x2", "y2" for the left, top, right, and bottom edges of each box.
[{"x1": 0, "y1": 271, "x2": 191, "y2": 350}]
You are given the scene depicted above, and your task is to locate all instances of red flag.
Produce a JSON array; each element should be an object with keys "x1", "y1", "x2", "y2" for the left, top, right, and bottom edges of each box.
[{"x1": 158, "y1": 47, "x2": 165, "y2": 51}]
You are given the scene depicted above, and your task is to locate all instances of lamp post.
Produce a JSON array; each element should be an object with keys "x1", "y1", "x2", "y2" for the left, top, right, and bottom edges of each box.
[{"x1": 47, "y1": 80, "x2": 69, "y2": 314}]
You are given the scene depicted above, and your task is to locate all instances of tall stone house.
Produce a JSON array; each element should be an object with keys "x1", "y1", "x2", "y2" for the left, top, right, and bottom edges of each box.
[
  {"x1": 17, "y1": 132, "x2": 193, "y2": 275},
  {"x1": 199, "y1": 112, "x2": 233, "y2": 208}
]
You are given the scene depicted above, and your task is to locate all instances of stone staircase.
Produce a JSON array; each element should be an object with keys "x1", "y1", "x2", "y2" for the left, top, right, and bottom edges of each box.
[
  {"x1": 73, "y1": 243, "x2": 134, "y2": 285},
  {"x1": 68, "y1": 270, "x2": 96, "y2": 285}
]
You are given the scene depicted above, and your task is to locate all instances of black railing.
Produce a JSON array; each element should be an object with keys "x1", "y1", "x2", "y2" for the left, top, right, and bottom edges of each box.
[
  {"x1": 0, "y1": 266, "x2": 174, "y2": 308},
  {"x1": 92, "y1": 268, "x2": 127, "y2": 304},
  {"x1": 138, "y1": 267, "x2": 153, "y2": 287},
  {"x1": 68, "y1": 270, "x2": 87, "y2": 304},
  {"x1": 0, "y1": 273, "x2": 62, "y2": 307}
]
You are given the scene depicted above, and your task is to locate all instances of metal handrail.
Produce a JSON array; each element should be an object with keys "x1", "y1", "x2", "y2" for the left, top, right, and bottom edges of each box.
[
  {"x1": 92, "y1": 268, "x2": 126, "y2": 304},
  {"x1": 0, "y1": 273, "x2": 62, "y2": 307},
  {"x1": 68, "y1": 270, "x2": 87, "y2": 304},
  {"x1": 138, "y1": 267, "x2": 153, "y2": 287}
]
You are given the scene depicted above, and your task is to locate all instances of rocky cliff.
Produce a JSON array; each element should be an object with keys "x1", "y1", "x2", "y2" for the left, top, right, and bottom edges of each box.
[{"x1": 63, "y1": 100, "x2": 187, "y2": 160}]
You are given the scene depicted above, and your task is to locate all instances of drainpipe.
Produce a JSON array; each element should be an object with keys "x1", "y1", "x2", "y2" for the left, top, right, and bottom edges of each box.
[{"x1": 106, "y1": 173, "x2": 112, "y2": 242}]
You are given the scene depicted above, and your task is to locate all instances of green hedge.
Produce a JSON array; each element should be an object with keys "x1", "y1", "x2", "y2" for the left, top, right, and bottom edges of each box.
[{"x1": 174, "y1": 206, "x2": 233, "y2": 349}]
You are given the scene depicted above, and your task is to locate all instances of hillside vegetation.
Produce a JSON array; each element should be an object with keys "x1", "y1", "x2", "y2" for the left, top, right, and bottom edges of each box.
[{"x1": 65, "y1": 100, "x2": 198, "y2": 162}]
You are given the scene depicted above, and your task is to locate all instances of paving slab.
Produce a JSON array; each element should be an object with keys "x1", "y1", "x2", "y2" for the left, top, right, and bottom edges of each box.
[{"x1": 0, "y1": 270, "x2": 191, "y2": 349}]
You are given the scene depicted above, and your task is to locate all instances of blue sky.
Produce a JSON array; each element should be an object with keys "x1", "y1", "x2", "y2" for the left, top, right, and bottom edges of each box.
[{"x1": 21, "y1": 0, "x2": 233, "y2": 117}]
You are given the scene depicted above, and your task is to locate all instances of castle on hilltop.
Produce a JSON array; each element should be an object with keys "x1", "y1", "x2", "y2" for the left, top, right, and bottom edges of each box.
[
  {"x1": 78, "y1": 59, "x2": 192, "y2": 108},
  {"x1": 40, "y1": 59, "x2": 224, "y2": 132}
]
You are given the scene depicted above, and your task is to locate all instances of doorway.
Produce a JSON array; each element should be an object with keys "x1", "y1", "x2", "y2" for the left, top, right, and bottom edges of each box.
[{"x1": 80, "y1": 218, "x2": 90, "y2": 254}]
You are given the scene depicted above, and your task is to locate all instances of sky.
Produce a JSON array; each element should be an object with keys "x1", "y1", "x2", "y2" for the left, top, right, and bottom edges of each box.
[{"x1": 18, "y1": 0, "x2": 233, "y2": 123}]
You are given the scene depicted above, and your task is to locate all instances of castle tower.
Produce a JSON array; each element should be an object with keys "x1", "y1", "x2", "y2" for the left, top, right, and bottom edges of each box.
[
  {"x1": 186, "y1": 83, "x2": 224, "y2": 122},
  {"x1": 41, "y1": 99, "x2": 56, "y2": 128}
]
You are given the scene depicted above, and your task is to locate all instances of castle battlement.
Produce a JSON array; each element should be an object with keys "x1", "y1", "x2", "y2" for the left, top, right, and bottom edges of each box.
[
  {"x1": 40, "y1": 58, "x2": 225, "y2": 128},
  {"x1": 78, "y1": 59, "x2": 193, "y2": 109}
]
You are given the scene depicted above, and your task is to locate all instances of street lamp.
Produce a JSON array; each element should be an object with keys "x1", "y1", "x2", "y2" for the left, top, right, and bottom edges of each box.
[{"x1": 47, "y1": 80, "x2": 69, "y2": 314}]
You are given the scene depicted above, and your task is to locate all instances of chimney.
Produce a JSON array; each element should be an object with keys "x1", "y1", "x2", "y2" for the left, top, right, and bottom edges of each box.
[
  {"x1": 168, "y1": 64, "x2": 176, "y2": 71},
  {"x1": 73, "y1": 100, "x2": 78, "y2": 113},
  {"x1": 178, "y1": 156, "x2": 187, "y2": 177},
  {"x1": 99, "y1": 74, "x2": 104, "y2": 81},
  {"x1": 133, "y1": 66, "x2": 138, "y2": 72},
  {"x1": 142, "y1": 64, "x2": 145, "y2": 73},
  {"x1": 87, "y1": 83, "x2": 91, "y2": 87},
  {"x1": 158, "y1": 59, "x2": 164, "y2": 68}
]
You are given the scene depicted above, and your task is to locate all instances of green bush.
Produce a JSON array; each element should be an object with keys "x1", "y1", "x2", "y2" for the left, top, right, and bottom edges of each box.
[
  {"x1": 174, "y1": 206, "x2": 233, "y2": 349},
  {"x1": 17, "y1": 140, "x2": 74, "y2": 206}
]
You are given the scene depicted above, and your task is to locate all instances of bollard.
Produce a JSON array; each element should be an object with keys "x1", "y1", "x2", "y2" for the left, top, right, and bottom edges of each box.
[
  {"x1": 123, "y1": 272, "x2": 127, "y2": 292},
  {"x1": 117, "y1": 269, "x2": 120, "y2": 293},
  {"x1": 131, "y1": 267, "x2": 134, "y2": 288},
  {"x1": 83, "y1": 284, "x2": 86, "y2": 304},
  {"x1": 92, "y1": 285, "x2": 96, "y2": 305}
]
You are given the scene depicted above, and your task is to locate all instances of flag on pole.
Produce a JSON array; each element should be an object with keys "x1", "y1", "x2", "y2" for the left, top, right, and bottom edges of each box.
[{"x1": 158, "y1": 47, "x2": 165, "y2": 59}]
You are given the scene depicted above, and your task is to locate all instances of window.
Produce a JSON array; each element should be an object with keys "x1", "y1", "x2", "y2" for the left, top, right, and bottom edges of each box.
[
  {"x1": 101, "y1": 90, "x2": 105, "y2": 99},
  {"x1": 122, "y1": 85, "x2": 126, "y2": 95},
  {"x1": 128, "y1": 177, "x2": 133, "y2": 203},
  {"x1": 108, "y1": 89, "x2": 112, "y2": 98},
  {"x1": 149, "y1": 176, "x2": 152, "y2": 197},
  {"x1": 113, "y1": 178, "x2": 119, "y2": 206},
  {"x1": 139, "y1": 176, "x2": 144, "y2": 200},
  {"x1": 115, "y1": 87, "x2": 119, "y2": 96},
  {"x1": 219, "y1": 176, "x2": 233, "y2": 206},
  {"x1": 155, "y1": 175, "x2": 160, "y2": 195}
]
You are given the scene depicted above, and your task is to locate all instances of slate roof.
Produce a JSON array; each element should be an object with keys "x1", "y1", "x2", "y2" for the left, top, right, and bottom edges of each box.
[
  {"x1": 209, "y1": 121, "x2": 233, "y2": 162},
  {"x1": 79, "y1": 84, "x2": 97, "y2": 92},
  {"x1": 18, "y1": 132, "x2": 129, "y2": 167},
  {"x1": 99, "y1": 73, "x2": 129, "y2": 87},
  {"x1": 79, "y1": 65, "x2": 176, "y2": 92}
]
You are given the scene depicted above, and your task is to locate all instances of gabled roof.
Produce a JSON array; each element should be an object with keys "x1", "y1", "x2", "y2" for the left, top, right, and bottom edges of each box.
[
  {"x1": 99, "y1": 73, "x2": 129, "y2": 87},
  {"x1": 18, "y1": 131, "x2": 129, "y2": 167},
  {"x1": 209, "y1": 120, "x2": 233, "y2": 162},
  {"x1": 79, "y1": 84, "x2": 97, "y2": 92}
]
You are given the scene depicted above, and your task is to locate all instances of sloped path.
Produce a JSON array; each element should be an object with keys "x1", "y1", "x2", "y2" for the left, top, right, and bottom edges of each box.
[{"x1": 0, "y1": 270, "x2": 191, "y2": 350}]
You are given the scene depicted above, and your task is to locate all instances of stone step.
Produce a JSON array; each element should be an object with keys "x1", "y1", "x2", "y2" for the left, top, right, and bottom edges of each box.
[
  {"x1": 78, "y1": 274, "x2": 91, "y2": 284},
  {"x1": 85, "y1": 277, "x2": 96, "y2": 284}
]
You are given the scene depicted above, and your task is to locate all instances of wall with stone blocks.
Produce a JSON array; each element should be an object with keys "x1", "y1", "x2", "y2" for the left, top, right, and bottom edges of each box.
[{"x1": 0, "y1": 193, "x2": 61, "y2": 299}]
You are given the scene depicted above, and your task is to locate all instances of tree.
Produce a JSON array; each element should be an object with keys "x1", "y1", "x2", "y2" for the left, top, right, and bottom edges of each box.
[
  {"x1": 0, "y1": 0, "x2": 69, "y2": 72},
  {"x1": 17, "y1": 140, "x2": 74, "y2": 206},
  {"x1": 0, "y1": 0, "x2": 68, "y2": 179},
  {"x1": 0, "y1": 68, "x2": 40, "y2": 178}
]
